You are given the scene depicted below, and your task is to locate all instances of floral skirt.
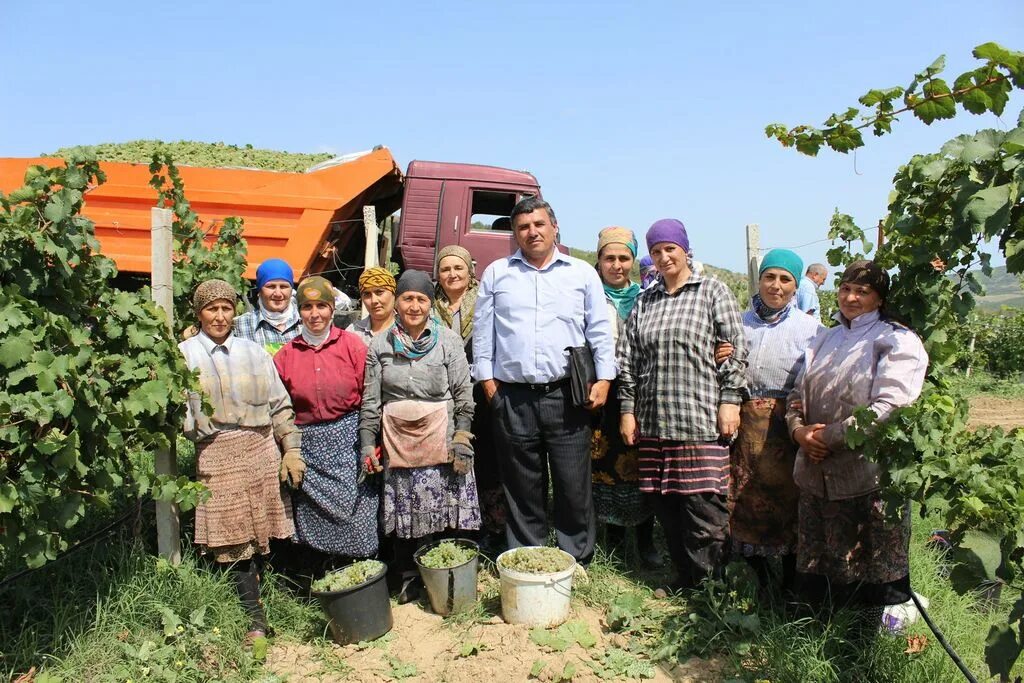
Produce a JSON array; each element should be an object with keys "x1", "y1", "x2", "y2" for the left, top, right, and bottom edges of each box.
[
  {"x1": 797, "y1": 490, "x2": 911, "y2": 605},
  {"x1": 292, "y1": 413, "x2": 379, "y2": 557},
  {"x1": 194, "y1": 427, "x2": 294, "y2": 563},
  {"x1": 729, "y1": 398, "x2": 799, "y2": 556},
  {"x1": 590, "y1": 390, "x2": 653, "y2": 526},
  {"x1": 383, "y1": 464, "x2": 481, "y2": 539}
]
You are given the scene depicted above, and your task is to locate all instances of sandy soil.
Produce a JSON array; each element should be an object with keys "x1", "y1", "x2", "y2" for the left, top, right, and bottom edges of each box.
[
  {"x1": 267, "y1": 573, "x2": 722, "y2": 682},
  {"x1": 968, "y1": 395, "x2": 1024, "y2": 430}
]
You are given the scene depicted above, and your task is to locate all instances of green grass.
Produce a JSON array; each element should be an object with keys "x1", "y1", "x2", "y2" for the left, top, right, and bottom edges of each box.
[
  {"x1": 948, "y1": 369, "x2": 1024, "y2": 399},
  {"x1": 3, "y1": 502, "x2": 1019, "y2": 682}
]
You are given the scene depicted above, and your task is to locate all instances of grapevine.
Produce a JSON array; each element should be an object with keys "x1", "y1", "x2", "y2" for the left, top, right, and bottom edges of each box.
[
  {"x1": 148, "y1": 151, "x2": 249, "y2": 335},
  {"x1": 0, "y1": 152, "x2": 199, "y2": 568},
  {"x1": 769, "y1": 42, "x2": 1024, "y2": 678}
]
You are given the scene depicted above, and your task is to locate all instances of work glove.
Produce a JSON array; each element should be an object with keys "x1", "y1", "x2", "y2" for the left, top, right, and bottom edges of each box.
[
  {"x1": 361, "y1": 445, "x2": 383, "y2": 476},
  {"x1": 450, "y1": 430, "x2": 474, "y2": 476},
  {"x1": 279, "y1": 449, "x2": 306, "y2": 489}
]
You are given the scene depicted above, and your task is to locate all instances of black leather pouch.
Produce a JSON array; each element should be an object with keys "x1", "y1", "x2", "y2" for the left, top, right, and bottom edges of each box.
[{"x1": 565, "y1": 345, "x2": 596, "y2": 408}]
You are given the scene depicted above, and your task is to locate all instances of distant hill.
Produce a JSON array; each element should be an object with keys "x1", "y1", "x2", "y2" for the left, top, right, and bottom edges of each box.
[
  {"x1": 970, "y1": 266, "x2": 1024, "y2": 310},
  {"x1": 567, "y1": 246, "x2": 748, "y2": 302}
]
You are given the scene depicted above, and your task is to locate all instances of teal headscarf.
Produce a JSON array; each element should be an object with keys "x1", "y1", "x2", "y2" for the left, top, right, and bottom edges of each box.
[
  {"x1": 597, "y1": 226, "x2": 641, "y2": 321},
  {"x1": 604, "y1": 282, "x2": 641, "y2": 321},
  {"x1": 759, "y1": 248, "x2": 804, "y2": 283}
]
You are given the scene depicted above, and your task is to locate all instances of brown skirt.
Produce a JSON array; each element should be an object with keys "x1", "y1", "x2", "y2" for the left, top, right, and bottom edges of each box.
[
  {"x1": 194, "y1": 426, "x2": 294, "y2": 563},
  {"x1": 729, "y1": 398, "x2": 800, "y2": 556},
  {"x1": 797, "y1": 490, "x2": 911, "y2": 588}
]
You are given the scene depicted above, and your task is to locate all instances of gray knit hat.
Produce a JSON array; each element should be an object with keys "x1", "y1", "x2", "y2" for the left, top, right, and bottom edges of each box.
[{"x1": 395, "y1": 270, "x2": 435, "y2": 302}]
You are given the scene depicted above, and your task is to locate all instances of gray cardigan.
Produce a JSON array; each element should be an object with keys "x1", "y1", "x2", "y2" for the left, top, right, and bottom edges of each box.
[{"x1": 358, "y1": 325, "x2": 474, "y2": 455}]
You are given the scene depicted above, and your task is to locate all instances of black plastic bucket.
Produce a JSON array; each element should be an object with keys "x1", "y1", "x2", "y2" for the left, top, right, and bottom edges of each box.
[
  {"x1": 413, "y1": 538, "x2": 480, "y2": 616},
  {"x1": 311, "y1": 562, "x2": 393, "y2": 645}
]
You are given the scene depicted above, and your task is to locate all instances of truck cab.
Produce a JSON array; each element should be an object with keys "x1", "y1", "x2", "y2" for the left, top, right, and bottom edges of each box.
[{"x1": 394, "y1": 161, "x2": 543, "y2": 277}]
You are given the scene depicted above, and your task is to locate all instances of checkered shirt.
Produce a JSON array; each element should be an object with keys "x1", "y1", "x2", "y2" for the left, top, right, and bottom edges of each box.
[
  {"x1": 617, "y1": 272, "x2": 748, "y2": 443},
  {"x1": 233, "y1": 305, "x2": 301, "y2": 356}
]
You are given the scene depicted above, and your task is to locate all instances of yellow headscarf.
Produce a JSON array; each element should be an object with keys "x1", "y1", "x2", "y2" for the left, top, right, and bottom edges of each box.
[{"x1": 358, "y1": 267, "x2": 397, "y2": 294}]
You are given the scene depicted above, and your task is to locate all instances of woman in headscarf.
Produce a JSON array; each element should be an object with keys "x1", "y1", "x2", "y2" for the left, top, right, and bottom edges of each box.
[
  {"x1": 274, "y1": 276, "x2": 378, "y2": 573},
  {"x1": 347, "y1": 266, "x2": 397, "y2": 346},
  {"x1": 590, "y1": 227, "x2": 661, "y2": 568},
  {"x1": 360, "y1": 270, "x2": 481, "y2": 603},
  {"x1": 617, "y1": 219, "x2": 748, "y2": 595},
  {"x1": 234, "y1": 259, "x2": 302, "y2": 355},
  {"x1": 638, "y1": 254, "x2": 659, "y2": 290},
  {"x1": 729, "y1": 249, "x2": 822, "y2": 591},
  {"x1": 433, "y1": 246, "x2": 507, "y2": 554},
  {"x1": 787, "y1": 261, "x2": 927, "y2": 630},
  {"x1": 178, "y1": 279, "x2": 305, "y2": 642}
]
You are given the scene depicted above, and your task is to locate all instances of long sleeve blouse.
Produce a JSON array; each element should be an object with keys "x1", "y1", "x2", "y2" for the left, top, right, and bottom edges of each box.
[
  {"x1": 786, "y1": 310, "x2": 928, "y2": 500},
  {"x1": 358, "y1": 325, "x2": 474, "y2": 454},
  {"x1": 273, "y1": 327, "x2": 368, "y2": 426},
  {"x1": 742, "y1": 303, "x2": 823, "y2": 398},
  {"x1": 617, "y1": 273, "x2": 748, "y2": 443},
  {"x1": 178, "y1": 331, "x2": 300, "y2": 451}
]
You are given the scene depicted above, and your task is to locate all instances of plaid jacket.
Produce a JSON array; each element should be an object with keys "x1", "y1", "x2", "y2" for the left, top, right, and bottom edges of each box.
[
  {"x1": 233, "y1": 305, "x2": 301, "y2": 356},
  {"x1": 617, "y1": 272, "x2": 748, "y2": 443},
  {"x1": 178, "y1": 332, "x2": 300, "y2": 451}
]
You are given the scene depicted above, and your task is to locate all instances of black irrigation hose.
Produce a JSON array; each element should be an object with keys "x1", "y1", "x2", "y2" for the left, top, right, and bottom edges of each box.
[
  {"x1": 912, "y1": 591, "x2": 980, "y2": 683},
  {"x1": 0, "y1": 496, "x2": 153, "y2": 590}
]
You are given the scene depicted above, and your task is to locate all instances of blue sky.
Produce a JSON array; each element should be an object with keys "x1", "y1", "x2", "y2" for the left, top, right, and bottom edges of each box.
[{"x1": 2, "y1": 1, "x2": 1021, "y2": 279}]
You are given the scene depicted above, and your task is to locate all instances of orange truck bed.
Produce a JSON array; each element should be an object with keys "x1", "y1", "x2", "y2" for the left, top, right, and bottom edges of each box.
[{"x1": 0, "y1": 147, "x2": 403, "y2": 279}]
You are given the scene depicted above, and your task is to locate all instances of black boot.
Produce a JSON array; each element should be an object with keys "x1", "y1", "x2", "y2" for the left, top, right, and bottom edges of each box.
[
  {"x1": 636, "y1": 518, "x2": 664, "y2": 569},
  {"x1": 230, "y1": 560, "x2": 268, "y2": 634},
  {"x1": 605, "y1": 523, "x2": 627, "y2": 560}
]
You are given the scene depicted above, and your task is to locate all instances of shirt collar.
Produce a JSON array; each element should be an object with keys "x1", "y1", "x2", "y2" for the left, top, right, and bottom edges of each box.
[
  {"x1": 197, "y1": 330, "x2": 235, "y2": 354},
  {"x1": 834, "y1": 308, "x2": 881, "y2": 329},
  {"x1": 509, "y1": 248, "x2": 571, "y2": 272},
  {"x1": 655, "y1": 268, "x2": 703, "y2": 294}
]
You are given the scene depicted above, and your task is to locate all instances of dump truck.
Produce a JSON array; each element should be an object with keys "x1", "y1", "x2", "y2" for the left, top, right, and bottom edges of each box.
[{"x1": 0, "y1": 146, "x2": 551, "y2": 291}]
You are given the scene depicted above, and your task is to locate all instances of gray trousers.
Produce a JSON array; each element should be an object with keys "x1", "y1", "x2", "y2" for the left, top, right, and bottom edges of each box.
[{"x1": 492, "y1": 382, "x2": 596, "y2": 564}]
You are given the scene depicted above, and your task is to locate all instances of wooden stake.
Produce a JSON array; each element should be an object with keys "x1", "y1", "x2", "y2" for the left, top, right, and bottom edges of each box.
[
  {"x1": 745, "y1": 223, "x2": 761, "y2": 295},
  {"x1": 151, "y1": 207, "x2": 181, "y2": 565}
]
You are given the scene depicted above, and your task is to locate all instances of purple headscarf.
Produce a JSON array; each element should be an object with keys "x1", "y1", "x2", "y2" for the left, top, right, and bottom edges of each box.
[
  {"x1": 638, "y1": 254, "x2": 657, "y2": 289},
  {"x1": 645, "y1": 218, "x2": 690, "y2": 253}
]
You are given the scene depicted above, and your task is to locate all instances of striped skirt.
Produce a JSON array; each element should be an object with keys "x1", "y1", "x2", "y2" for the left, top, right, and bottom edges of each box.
[
  {"x1": 638, "y1": 438, "x2": 730, "y2": 496},
  {"x1": 194, "y1": 426, "x2": 294, "y2": 563}
]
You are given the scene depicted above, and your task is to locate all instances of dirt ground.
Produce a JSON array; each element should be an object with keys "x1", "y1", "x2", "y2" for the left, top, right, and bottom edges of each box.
[
  {"x1": 267, "y1": 573, "x2": 722, "y2": 683},
  {"x1": 968, "y1": 395, "x2": 1024, "y2": 429}
]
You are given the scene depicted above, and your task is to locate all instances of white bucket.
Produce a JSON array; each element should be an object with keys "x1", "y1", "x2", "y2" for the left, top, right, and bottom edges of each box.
[{"x1": 496, "y1": 547, "x2": 576, "y2": 628}]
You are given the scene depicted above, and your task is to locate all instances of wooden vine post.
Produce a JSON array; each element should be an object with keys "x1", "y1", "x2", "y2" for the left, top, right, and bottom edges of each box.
[
  {"x1": 151, "y1": 206, "x2": 182, "y2": 564},
  {"x1": 745, "y1": 223, "x2": 760, "y2": 294}
]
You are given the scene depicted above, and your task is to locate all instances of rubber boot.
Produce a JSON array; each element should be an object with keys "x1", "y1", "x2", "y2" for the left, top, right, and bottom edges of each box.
[
  {"x1": 604, "y1": 523, "x2": 627, "y2": 560},
  {"x1": 636, "y1": 518, "x2": 664, "y2": 569},
  {"x1": 230, "y1": 560, "x2": 268, "y2": 633}
]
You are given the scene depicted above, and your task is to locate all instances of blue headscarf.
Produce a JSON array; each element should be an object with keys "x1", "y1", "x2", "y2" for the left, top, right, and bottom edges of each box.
[{"x1": 256, "y1": 259, "x2": 294, "y2": 289}]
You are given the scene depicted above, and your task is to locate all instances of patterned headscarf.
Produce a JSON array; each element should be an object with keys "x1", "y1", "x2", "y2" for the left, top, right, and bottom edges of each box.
[
  {"x1": 433, "y1": 245, "x2": 479, "y2": 340},
  {"x1": 296, "y1": 276, "x2": 336, "y2": 310},
  {"x1": 192, "y1": 279, "x2": 238, "y2": 316},
  {"x1": 358, "y1": 267, "x2": 397, "y2": 294},
  {"x1": 597, "y1": 226, "x2": 638, "y2": 257}
]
